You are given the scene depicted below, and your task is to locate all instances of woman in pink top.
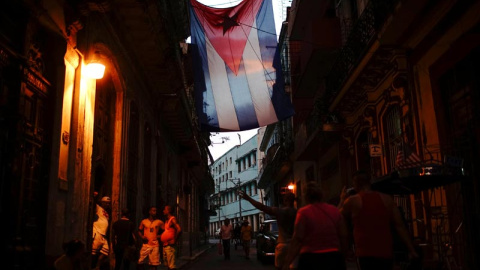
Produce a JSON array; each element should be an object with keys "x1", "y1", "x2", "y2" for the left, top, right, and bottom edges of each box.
[{"x1": 283, "y1": 182, "x2": 348, "y2": 270}]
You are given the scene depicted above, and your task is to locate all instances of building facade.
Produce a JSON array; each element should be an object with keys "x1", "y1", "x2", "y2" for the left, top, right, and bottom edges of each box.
[
  {"x1": 275, "y1": 0, "x2": 480, "y2": 269},
  {"x1": 209, "y1": 133, "x2": 264, "y2": 235},
  {"x1": 0, "y1": 0, "x2": 213, "y2": 268},
  {"x1": 257, "y1": 16, "x2": 296, "y2": 209}
]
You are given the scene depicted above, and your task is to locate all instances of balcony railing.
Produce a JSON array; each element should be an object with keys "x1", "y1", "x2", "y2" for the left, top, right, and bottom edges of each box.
[
  {"x1": 325, "y1": 0, "x2": 398, "y2": 101},
  {"x1": 302, "y1": 0, "x2": 398, "y2": 138}
]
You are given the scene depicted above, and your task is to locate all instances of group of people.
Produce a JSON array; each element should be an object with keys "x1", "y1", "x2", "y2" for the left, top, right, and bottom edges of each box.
[
  {"x1": 235, "y1": 170, "x2": 419, "y2": 270},
  {"x1": 55, "y1": 193, "x2": 182, "y2": 270},
  {"x1": 219, "y1": 218, "x2": 253, "y2": 260},
  {"x1": 134, "y1": 205, "x2": 182, "y2": 270}
]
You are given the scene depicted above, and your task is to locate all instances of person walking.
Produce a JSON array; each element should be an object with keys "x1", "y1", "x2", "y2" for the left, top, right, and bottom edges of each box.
[
  {"x1": 338, "y1": 170, "x2": 418, "y2": 270},
  {"x1": 137, "y1": 206, "x2": 164, "y2": 270},
  {"x1": 240, "y1": 219, "x2": 252, "y2": 259},
  {"x1": 160, "y1": 205, "x2": 182, "y2": 270},
  {"x1": 91, "y1": 196, "x2": 111, "y2": 270},
  {"x1": 220, "y1": 218, "x2": 234, "y2": 260},
  {"x1": 283, "y1": 182, "x2": 348, "y2": 270},
  {"x1": 112, "y1": 208, "x2": 136, "y2": 270},
  {"x1": 239, "y1": 190, "x2": 297, "y2": 269}
]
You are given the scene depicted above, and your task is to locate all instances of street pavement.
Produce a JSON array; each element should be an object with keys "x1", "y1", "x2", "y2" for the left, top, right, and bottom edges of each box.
[
  {"x1": 179, "y1": 238, "x2": 358, "y2": 270},
  {"x1": 182, "y1": 241, "x2": 275, "y2": 270}
]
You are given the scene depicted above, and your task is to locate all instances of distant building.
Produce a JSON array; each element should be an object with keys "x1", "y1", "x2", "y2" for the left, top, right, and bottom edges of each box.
[{"x1": 209, "y1": 131, "x2": 264, "y2": 235}]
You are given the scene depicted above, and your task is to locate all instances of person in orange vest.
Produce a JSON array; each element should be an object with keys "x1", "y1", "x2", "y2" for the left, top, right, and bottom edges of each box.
[
  {"x1": 240, "y1": 219, "x2": 252, "y2": 259},
  {"x1": 160, "y1": 205, "x2": 182, "y2": 270}
]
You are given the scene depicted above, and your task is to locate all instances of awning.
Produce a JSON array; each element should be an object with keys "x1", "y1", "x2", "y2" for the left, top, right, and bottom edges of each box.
[{"x1": 372, "y1": 165, "x2": 469, "y2": 195}]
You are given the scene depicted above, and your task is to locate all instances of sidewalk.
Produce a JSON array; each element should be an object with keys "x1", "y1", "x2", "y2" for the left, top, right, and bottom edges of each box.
[{"x1": 176, "y1": 243, "x2": 215, "y2": 269}]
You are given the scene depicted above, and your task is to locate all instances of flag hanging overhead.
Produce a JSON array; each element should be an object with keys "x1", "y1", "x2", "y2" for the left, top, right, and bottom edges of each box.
[{"x1": 189, "y1": 0, "x2": 294, "y2": 131}]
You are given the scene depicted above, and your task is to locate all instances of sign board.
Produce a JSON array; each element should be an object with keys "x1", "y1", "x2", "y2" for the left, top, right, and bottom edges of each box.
[
  {"x1": 444, "y1": 155, "x2": 464, "y2": 168},
  {"x1": 369, "y1": 144, "x2": 382, "y2": 157}
]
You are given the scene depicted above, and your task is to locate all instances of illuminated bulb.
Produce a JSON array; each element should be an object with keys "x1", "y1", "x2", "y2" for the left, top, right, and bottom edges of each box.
[{"x1": 84, "y1": 62, "x2": 105, "y2": 79}]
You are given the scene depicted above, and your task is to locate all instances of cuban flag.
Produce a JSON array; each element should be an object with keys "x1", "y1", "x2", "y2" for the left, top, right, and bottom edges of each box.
[{"x1": 189, "y1": 0, "x2": 294, "y2": 131}]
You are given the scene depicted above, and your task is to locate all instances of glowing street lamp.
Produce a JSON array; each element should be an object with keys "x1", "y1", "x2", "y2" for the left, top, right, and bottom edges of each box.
[
  {"x1": 84, "y1": 51, "x2": 105, "y2": 79},
  {"x1": 287, "y1": 184, "x2": 295, "y2": 191}
]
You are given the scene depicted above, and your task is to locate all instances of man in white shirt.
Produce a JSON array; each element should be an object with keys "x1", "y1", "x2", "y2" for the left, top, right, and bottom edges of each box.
[{"x1": 92, "y1": 196, "x2": 111, "y2": 270}]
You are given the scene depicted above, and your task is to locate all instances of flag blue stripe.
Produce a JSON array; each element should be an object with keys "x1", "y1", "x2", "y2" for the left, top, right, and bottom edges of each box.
[
  {"x1": 190, "y1": 0, "x2": 295, "y2": 131},
  {"x1": 226, "y1": 62, "x2": 259, "y2": 130},
  {"x1": 256, "y1": 0, "x2": 294, "y2": 121},
  {"x1": 257, "y1": 0, "x2": 276, "y2": 79},
  {"x1": 190, "y1": 7, "x2": 220, "y2": 130}
]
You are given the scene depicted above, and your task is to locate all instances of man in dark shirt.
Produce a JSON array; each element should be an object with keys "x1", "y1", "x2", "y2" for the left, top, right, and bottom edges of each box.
[
  {"x1": 338, "y1": 170, "x2": 418, "y2": 269},
  {"x1": 112, "y1": 208, "x2": 136, "y2": 270},
  {"x1": 239, "y1": 190, "x2": 297, "y2": 269}
]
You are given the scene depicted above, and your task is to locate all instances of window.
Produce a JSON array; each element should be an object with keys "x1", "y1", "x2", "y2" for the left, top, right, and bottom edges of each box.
[
  {"x1": 383, "y1": 105, "x2": 402, "y2": 172},
  {"x1": 229, "y1": 171, "x2": 232, "y2": 178},
  {"x1": 248, "y1": 155, "x2": 252, "y2": 167}
]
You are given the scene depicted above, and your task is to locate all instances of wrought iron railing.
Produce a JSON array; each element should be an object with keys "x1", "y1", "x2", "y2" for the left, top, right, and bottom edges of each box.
[
  {"x1": 302, "y1": 0, "x2": 398, "y2": 138},
  {"x1": 325, "y1": 0, "x2": 398, "y2": 100}
]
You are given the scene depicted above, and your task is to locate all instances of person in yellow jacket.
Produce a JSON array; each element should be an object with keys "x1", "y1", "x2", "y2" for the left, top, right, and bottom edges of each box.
[{"x1": 240, "y1": 219, "x2": 252, "y2": 259}]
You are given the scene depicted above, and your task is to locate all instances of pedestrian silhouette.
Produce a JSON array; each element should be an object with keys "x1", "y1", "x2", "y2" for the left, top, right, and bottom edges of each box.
[
  {"x1": 137, "y1": 206, "x2": 164, "y2": 270},
  {"x1": 160, "y1": 205, "x2": 182, "y2": 270},
  {"x1": 220, "y1": 218, "x2": 233, "y2": 260},
  {"x1": 338, "y1": 170, "x2": 418, "y2": 269},
  {"x1": 283, "y1": 182, "x2": 348, "y2": 270},
  {"x1": 91, "y1": 195, "x2": 111, "y2": 270},
  {"x1": 239, "y1": 190, "x2": 297, "y2": 269},
  {"x1": 112, "y1": 208, "x2": 136, "y2": 270}
]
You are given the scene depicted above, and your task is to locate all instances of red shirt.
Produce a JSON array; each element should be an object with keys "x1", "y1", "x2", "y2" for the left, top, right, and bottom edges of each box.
[
  {"x1": 295, "y1": 202, "x2": 342, "y2": 254},
  {"x1": 353, "y1": 191, "x2": 393, "y2": 258}
]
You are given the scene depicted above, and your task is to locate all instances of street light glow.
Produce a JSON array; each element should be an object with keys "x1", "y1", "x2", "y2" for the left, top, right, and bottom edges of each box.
[{"x1": 84, "y1": 63, "x2": 105, "y2": 79}]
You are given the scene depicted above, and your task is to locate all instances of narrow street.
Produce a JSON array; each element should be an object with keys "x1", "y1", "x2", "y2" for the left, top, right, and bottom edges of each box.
[
  {"x1": 184, "y1": 241, "x2": 275, "y2": 270},
  {"x1": 184, "y1": 240, "x2": 358, "y2": 270}
]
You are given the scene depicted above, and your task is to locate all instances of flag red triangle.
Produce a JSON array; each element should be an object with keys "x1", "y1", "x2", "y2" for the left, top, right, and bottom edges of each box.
[{"x1": 191, "y1": 0, "x2": 263, "y2": 75}]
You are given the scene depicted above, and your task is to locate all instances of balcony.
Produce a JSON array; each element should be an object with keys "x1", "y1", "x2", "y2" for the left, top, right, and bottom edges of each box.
[
  {"x1": 293, "y1": 0, "x2": 399, "y2": 151},
  {"x1": 288, "y1": 0, "x2": 342, "y2": 99},
  {"x1": 258, "y1": 138, "x2": 294, "y2": 189},
  {"x1": 325, "y1": 0, "x2": 399, "y2": 101}
]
